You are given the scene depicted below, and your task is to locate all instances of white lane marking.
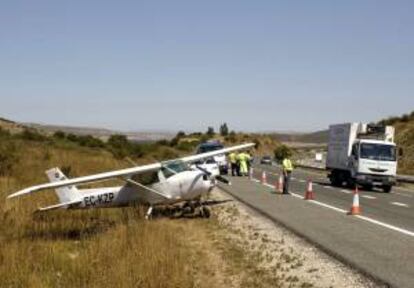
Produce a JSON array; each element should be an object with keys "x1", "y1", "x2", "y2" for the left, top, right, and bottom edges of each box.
[
  {"x1": 295, "y1": 191, "x2": 414, "y2": 237},
  {"x1": 341, "y1": 189, "x2": 352, "y2": 194},
  {"x1": 391, "y1": 202, "x2": 409, "y2": 208},
  {"x1": 298, "y1": 179, "x2": 305, "y2": 183},
  {"x1": 355, "y1": 215, "x2": 414, "y2": 237},
  {"x1": 392, "y1": 191, "x2": 413, "y2": 198},
  {"x1": 264, "y1": 183, "x2": 275, "y2": 189},
  {"x1": 250, "y1": 179, "x2": 414, "y2": 238},
  {"x1": 361, "y1": 195, "x2": 377, "y2": 200},
  {"x1": 325, "y1": 186, "x2": 334, "y2": 190},
  {"x1": 291, "y1": 177, "x2": 296, "y2": 180},
  {"x1": 252, "y1": 179, "x2": 260, "y2": 183},
  {"x1": 290, "y1": 193, "x2": 304, "y2": 200}
]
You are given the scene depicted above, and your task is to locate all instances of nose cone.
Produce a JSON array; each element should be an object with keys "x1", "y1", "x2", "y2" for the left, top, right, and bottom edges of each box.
[{"x1": 198, "y1": 172, "x2": 215, "y2": 193}]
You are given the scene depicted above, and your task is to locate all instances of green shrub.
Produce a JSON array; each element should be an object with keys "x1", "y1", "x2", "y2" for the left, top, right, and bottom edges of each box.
[
  {"x1": 18, "y1": 129, "x2": 47, "y2": 142},
  {"x1": 53, "y1": 130, "x2": 66, "y2": 139},
  {"x1": 176, "y1": 141, "x2": 197, "y2": 152},
  {"x1": 274, "y1": 145, "x2": 293, "y2": 162}
]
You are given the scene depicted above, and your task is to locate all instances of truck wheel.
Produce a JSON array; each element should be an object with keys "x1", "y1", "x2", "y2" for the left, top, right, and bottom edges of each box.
[
  {"x1": 346, "y1": 178, "x2": 356, "y2": 189},
  {"x1": 330, "y1": 175, "x2": 342, "y2": 187},
  {"x1": 383, "y1": 185, "x2": 392, "y2": 193},
  {"x1": 362, "y1": 185, "x2": 373, "y2": 191}
]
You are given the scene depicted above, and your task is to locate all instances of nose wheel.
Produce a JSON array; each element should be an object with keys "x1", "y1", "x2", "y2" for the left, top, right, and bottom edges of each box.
[{"x1": 199, "y1": 205, "x2": 211, "y2": 218}]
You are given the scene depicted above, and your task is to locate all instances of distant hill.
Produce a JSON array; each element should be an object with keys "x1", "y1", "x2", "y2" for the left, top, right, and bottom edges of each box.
[
  {"x1": 24, "y1": 122, "x2": 174, "y2": 142},
  {"x1": 1, "y1": 117, "x2": 174, "y2": 142},
  {"x1": 270, "y1": 130, "x2": 329, "y2": 144},
  {"x1": 0, "y1": 117, "x2": 25, "y2": 134}
]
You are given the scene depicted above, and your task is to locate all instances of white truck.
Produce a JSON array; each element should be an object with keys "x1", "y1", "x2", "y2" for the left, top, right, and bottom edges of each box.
[{"x1": 326, "y1": 123, "x2": 397, "y2": 192}]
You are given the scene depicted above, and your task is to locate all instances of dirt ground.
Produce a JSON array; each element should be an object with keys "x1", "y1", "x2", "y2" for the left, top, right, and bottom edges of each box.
[{"x1": 198, "y1": 188, "x2": 382, "y2": 288}]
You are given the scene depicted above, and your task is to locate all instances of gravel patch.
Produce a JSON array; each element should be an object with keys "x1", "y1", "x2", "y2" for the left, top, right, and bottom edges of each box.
[{"x1": 210, "y1": 188, "x2": 383, "y2": 288}]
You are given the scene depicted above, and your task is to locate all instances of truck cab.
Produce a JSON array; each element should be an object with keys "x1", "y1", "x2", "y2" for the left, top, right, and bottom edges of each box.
[{"x1": 349, "y1": 139, "x2": 397, "y2": 192}]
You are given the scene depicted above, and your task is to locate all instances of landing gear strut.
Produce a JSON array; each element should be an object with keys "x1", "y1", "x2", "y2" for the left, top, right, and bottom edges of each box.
[
  {"x1": 145, "y1": 206, "x2": 153, "y2": 220},
  {"x1": 199, "y1": 205, "x2": 211, "y2": 218}
]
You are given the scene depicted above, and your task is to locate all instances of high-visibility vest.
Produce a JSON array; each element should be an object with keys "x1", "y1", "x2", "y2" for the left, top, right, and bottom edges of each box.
[
  {"x1": 229, "y1": 153, "x2": 237, "y2": 164},
  {"x1": 283, "y1": 159, "x2": 293, "y2": 171}
]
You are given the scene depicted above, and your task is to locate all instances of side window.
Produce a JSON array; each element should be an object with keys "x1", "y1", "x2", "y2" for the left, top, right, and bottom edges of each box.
[
  {"x1": 131, "y1": 171, "x2": 159, "y2": 185},
  {"x1": 161, "y1": 167, "x2": 175, "y2": 179}
]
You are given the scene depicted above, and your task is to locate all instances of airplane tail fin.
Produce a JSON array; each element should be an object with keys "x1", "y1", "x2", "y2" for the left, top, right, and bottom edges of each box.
[{"x1": 45, "y1": 168, "x2": 81, "y2": 203}]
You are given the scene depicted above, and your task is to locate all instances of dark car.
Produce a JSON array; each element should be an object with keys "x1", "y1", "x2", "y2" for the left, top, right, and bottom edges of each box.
[{"x1": 260, "y1": 155, "x2": 272, "y2": 165}]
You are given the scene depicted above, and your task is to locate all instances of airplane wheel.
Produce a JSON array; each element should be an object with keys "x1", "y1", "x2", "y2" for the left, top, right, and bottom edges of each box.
[
  {"x1": 183, "y1": 206, "x2": 193, "y2": 215},
  {"x1": 201, "y1": 206, "x2": 211, "y2": 218}
]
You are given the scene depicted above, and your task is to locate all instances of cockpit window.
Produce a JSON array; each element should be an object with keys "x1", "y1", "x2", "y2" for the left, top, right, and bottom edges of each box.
[
  {"x1": 161, "y1": 160, "x2": 189, "y2": 178},
  {"x1": 131, "y1": 171, "x2": 159, "y2": 185},
  {"x1": 205, "y1": 158, "x2": 216, "y2": 164}
]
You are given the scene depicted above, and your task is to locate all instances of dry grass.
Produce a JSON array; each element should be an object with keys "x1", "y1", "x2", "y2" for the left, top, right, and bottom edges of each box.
[
  {"x1": 0, "y1": 136, "x2": 292, "y2": 288},
  {"x1": 0, "y1": 139, "x2": 202, "y2": 288},
  {"x1": 394, "y1": 120, "x2": 414, "y2": 174}
]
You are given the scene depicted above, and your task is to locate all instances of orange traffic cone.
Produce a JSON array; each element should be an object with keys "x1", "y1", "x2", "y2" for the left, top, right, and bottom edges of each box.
[
  {"x1": 304, "y1": 179, "x2": 315, "y2": 200},
  {"x1": 349, "y1": 186, "x2": 361, "y2": 215},
  {"x1": 276, "y1": 175, "x2": 284, "y2": 193},
  {"x1": 261, "y1": 171, "x2": 267, "y2": 185}
]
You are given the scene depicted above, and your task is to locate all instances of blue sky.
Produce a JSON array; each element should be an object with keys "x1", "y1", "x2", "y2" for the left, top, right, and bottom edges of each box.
[{"x1": 1, "y1": 0, "x2": 413, "y2": 132}]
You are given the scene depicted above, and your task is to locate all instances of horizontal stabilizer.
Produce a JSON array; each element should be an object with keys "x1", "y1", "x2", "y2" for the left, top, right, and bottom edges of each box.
[{"x1": 38, "y1": 199, "x2": 82, "y2": 212}]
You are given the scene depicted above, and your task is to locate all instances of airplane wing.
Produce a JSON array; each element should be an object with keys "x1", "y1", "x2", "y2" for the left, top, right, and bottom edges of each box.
[
  {"x1": 7, "y1": 142, "x2": 255, "y2": 199},
  {"x1": 181, "y1": 142, "x2": 254, "y2": 163}
]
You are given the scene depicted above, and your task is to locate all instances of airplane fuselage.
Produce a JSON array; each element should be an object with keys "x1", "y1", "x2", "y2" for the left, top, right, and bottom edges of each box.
[{"x1": 71, "y1": 170, "x2": 212, "y2": 209}]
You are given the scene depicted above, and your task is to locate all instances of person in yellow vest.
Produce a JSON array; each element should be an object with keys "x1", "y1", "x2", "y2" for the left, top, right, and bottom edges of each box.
[
  {"x1": 238, "y1": 152, "x2": 251, "y2": 176},
  {"x1": 229, "y1": 152, "x2": 238, "y2": 176},
  {"x1": 282, "y1": 156, "x2": 294, "y2": 194}
]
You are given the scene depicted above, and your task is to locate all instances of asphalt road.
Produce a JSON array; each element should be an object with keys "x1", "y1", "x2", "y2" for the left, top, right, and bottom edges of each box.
[{"x1": 219, "y1": 164, "x2": 414, "y2": 288}]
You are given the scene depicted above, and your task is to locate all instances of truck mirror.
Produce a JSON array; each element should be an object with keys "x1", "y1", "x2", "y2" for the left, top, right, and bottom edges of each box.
[{"x1": 398, "y1": 148, "x2": 403, "y2": 157}]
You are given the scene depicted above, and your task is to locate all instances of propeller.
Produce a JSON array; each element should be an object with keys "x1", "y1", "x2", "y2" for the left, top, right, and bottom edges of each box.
[{"x1": 195, "y1": 165, "x2": 231, "y2": 185}]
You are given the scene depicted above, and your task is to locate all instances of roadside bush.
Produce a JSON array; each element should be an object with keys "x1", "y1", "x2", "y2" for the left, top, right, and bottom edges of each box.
[
  {"x1": 156, "y1": 139, "x2": 169, "y2": 146},
  {"x1": 158, "y1": 147, "x2": 179, "y2": 160},
  {"x1": 18, "y1": 129, "x2": 47, "y2": 142},
  {"x1": 226, "y1": 131, "x2": 237, "y2": 143},
  {"x1": 274, "y1": 145, "x2": 293, "y2": 162},
  {"x1": 176, "y1": 141, "x2": 198, "y2": 152},
  {"x1": 76, "y1": 135, "x2": 105, "y2": 148},
  {"x1": 53, "y1": 130, "x2": 66, "y2": 139},
  {"x1": 107, "y1": 134, "x2": 133, "y2": 159}
]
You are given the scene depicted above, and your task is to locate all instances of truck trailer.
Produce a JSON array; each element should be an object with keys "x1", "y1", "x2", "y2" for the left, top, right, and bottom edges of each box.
[{"x1": 326, "y1": 123, "x2": 397, "y2": 192}]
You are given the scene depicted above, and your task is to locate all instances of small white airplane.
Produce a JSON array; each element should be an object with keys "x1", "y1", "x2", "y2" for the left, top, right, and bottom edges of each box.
[{"x1": 7, "y1": 143, "x2": 254, "y2": 218}]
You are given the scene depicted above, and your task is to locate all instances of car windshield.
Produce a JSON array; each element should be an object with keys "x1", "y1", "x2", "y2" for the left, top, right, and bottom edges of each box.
[
  {"x1": 360, "y1": 143, "x2": 396, "y2": 161},
  {"x1": 197, "y1": 144, "x2": 224, "y2": 154},
  {"x1": 161, "y1": 160, "x2": 190, "y2": 178},
  {"x1": 263, "y1": 156, "x2": 271, "y2": 160}
]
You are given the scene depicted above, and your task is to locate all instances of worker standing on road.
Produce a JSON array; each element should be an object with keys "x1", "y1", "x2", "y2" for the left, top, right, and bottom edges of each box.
[
  {"x1": 229, "y1": 152, "x2": 238, "y2": 176},
  {"x1": 238, "y1": 152, "x2": 251, "y2": 176},
  {"x1": 282, "y1": 156, "x2": 294, "y2": 194},
  {"x1": 246, "y1": 151, "x2": 252, "y2": 171}
]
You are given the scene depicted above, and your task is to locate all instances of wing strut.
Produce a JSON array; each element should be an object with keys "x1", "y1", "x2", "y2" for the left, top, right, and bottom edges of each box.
[{"x1": 123, "y1": 178, "x2": 172, "y2": 200}]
